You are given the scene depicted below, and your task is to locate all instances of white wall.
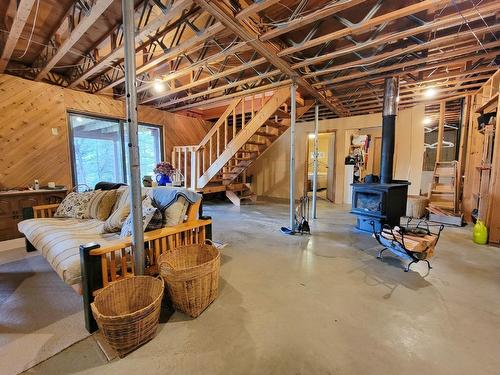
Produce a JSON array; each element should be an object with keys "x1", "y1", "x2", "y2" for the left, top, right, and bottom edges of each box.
[{"x1": 247, "y1": 105, "x2": 425, "y2": 203}]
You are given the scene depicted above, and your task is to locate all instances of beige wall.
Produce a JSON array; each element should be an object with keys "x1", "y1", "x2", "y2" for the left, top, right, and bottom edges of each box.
[
  {"x1": 0, "y1": 74, "x2": 210, "y2": 189},
  {"x1": 248, "y1": 105, "x2": 425, "y2": 203}
]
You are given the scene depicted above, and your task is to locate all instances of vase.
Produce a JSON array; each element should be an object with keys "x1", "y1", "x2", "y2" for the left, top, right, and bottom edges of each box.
[{"x1": 156, "y1": 174, "x2": 171, "y2": 186}]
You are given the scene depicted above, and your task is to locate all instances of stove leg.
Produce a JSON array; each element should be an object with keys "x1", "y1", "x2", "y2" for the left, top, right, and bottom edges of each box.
[
  {"x1": 404, "y1": 260, "x2": 417, "y2": 272},
  {"x1": 377, "y1": 248, "x2": 387, "y2": 259}
]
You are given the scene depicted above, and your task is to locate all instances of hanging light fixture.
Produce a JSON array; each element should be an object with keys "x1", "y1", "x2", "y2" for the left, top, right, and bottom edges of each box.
[
  {"x1": 153, "y1": 78, "x2": 164, "y2": 93},
  {"x1": 424, "y1": 86, "x2": 437, "y2": 99}
]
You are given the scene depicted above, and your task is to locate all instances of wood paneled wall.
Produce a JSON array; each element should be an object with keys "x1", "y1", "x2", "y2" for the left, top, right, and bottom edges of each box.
[{"x1": 0, "y1": 74, "x2": 211, "y2": 189}]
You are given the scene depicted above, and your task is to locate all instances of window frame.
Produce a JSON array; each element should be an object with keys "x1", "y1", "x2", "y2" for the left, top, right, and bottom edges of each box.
[{"x1": 67, "y1": 111, "x2": 164, "y2": 188}]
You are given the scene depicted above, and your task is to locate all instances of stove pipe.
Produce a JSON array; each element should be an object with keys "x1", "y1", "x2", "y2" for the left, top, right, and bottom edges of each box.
[{"x1": 380, "y1": 77, "x2": 399, "y2": 184}]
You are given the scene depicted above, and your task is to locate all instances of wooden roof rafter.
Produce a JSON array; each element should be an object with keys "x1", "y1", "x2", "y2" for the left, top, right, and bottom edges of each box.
[{"x1": 0, "y1": 0, "x2": 37, "y2": 73}]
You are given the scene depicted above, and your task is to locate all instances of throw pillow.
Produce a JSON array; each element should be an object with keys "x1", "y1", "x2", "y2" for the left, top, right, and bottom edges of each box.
[
  {"x1": 163, "y1": 196, "x2": 189, "y2": 226},
  {"x1": 84, "y1": 190, "x2": 118, "y2": 221},
  {"x1": 119, "y1": 196, "x2": 157, "y2": 238},
  {"x1": 104, "y1": 200, "x2": 130, "y2": 233},
  {"x1": 54, "y1": 191, "x2": 94, "y2": 219}
]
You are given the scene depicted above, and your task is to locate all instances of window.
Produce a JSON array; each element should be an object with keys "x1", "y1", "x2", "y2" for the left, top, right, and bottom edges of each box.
[{"x1": 69, "y1": 113, "x2": 163, "y2": 188}]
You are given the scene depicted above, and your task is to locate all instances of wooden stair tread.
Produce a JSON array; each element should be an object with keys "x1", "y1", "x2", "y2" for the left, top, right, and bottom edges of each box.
[
  {"x1": 275, "y1": 109, "x2": 290, "y2": 118},
  {"x1": 246, "y1": 141, "x2": 266, "y2": 146},
  {"x1": 254, "y1": 131, "x2": 276, "y2": 137}
]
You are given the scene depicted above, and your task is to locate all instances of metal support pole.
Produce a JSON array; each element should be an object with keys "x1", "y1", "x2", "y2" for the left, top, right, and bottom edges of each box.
[
  {"x1": 289, "y1": 82, "x2": 297, "y2": 231},
  {"x1": 312, "y1": 104, "x2": 319, "y2": 219},
  {"x1": 122, "y1": 0, "x2": 145, "y2": 275}
]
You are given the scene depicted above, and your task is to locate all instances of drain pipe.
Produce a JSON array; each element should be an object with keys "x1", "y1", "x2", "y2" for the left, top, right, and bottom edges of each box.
[
  {"x1": 289, "y1": 81, "x2": 297, "y2": 231},
  {"x1": 312, "y1": 103, "x2": 319, "y2": 219},
  {"x1": 122, "y1": 0, "x2": 145, "y2": 274},
  {"x1": 380, "y1": 76, "x2": 399, "y2": 184}
]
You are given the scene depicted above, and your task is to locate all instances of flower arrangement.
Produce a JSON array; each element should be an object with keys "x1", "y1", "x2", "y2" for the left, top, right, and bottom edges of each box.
[{"x1": 154, "y1": 161, "x2": 174, "y2": 176}]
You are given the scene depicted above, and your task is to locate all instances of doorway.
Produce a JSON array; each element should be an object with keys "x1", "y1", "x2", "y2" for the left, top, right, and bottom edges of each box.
[{"x1": 305, "y1": 132, "x2": 335, "y2": 202}]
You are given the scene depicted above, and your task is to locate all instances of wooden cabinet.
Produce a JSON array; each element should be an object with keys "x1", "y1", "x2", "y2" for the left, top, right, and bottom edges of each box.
[{"x1": 0, "y1": 189, "x2": 67, "y2": 241}]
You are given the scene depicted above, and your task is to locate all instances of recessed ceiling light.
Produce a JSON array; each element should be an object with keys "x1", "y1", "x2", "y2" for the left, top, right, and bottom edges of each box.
[
  {"x1": 424, "y1": 87, "x2": 437, "y2": 98},
  {"x1": 423, "y1": 117, "x2": 432, "y2": 125},
  {"x1": 153, "y1": 79, "x2": 164, "y2": 93}
]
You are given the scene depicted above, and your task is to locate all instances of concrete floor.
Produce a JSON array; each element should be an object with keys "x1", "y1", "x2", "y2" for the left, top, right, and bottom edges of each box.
[{"x1": 25, "y1": 199, "x2": 500, "y2": 375}]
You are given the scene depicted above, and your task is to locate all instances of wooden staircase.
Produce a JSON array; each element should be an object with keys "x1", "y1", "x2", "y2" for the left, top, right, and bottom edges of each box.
[
  {"x1": 428, "y1": 161, "x2": 459, "y2": 213},
  {"x1": 172, "y1": 86, "x2": 311, "y2": 205}
]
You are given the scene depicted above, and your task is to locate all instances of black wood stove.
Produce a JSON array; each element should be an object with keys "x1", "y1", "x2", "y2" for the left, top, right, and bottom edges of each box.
[{"x1": 351, "y1": 77, "x2": 409, "y2": 232}]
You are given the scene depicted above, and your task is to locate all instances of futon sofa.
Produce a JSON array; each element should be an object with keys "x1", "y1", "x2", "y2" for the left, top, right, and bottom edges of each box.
[{"x1": 18, "y1": 185, "x2": 212, "y2": 332}]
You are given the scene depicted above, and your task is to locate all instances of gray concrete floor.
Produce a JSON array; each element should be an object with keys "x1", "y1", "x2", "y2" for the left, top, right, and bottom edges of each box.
[{"x1": 25, "y1": 199, "x2": 500, "y2": 375}]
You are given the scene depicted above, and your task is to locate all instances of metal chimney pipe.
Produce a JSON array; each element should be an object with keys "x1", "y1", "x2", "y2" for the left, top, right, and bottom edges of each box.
[{"x1": 380, "y1": 77, "x2": 399, "y2": 184}]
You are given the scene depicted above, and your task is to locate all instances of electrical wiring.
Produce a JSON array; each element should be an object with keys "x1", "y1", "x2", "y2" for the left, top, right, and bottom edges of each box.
[{"x1": 17, "y1": 0, "x2": 40, "y2": 59}]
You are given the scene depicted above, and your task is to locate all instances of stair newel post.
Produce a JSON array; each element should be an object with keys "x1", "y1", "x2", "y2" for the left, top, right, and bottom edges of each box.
[
  {"x1": 312, "y1": 103, "x2": 320, "y2": 219},
  {"x1": 224, "y1": 117, "x2": 228, "y2": 148},
  {"x1": 216, "y1": 128, "x2": 220, "y2": 157},
  {"x1": 178, "y1": 149, "x2": 181, "y2": 175},
  {"x1": 184, "y1": 148, "x2": 188, "y2": 188},
  {"x1": 196, "y1": 149, "x2": 201, "y2": 187},
  {"x1": 209, "y1": 136, "x2": 213, "y2": 165},
  {"x1": 289, "y1": 81, "x2": 298, "y2": 232},
  {"x1": 233, "y1": 108, "x2": 237, "y2": 139},
  {"x1": 242, "y1": 98, "x2": 246, "y2": 128},
  {"x1": 190, "y1": 147, "x2": 197, "y2": 190}
]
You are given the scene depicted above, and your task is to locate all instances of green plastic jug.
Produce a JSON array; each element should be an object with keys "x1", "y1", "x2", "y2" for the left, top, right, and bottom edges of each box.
[{"x1": 473, "y1": 220, "x2": 488, "y2": 244}]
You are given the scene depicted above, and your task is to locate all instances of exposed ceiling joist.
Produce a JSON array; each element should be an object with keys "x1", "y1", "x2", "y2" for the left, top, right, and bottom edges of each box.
[
  {"x1": 278, "y1": 0, "x2": 465, "y2": 57},
  {"x1": 193, "y1": 0, "x2": 349, "y2": 116},
  {"x1": 69, "y1": 0, "x2": 194, "y2": 88},
  {"x1": 260, "y1": 0, "x2": 366, "y2": 41},
  {"x1": 0, "y1": 0, "x2": 36, "y2": 73},
  {"x1": 34, "y1": 0, "x2": 114, "y2": 81}
]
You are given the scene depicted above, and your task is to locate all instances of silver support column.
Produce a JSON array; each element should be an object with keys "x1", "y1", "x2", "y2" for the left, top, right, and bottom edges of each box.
[
  {"x1": 312, "y1": 104, "x2": 319, "y2": 219},
  {"x1": 122, "y1": 0, "x2": 145, "y2": 274},
  {"x1": 289, "y1": 82, "x2": 297, "y2": 231}
]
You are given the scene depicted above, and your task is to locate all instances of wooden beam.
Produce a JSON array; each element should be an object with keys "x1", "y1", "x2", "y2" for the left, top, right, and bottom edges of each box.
[
  {"x1": 278, "y1": 0, "x2": 466, "y2": 57},
  {"x1": 135, "y1": 43, "x2": 251, "y2": 96},
  {"x1": 193, "y1": 0, "x2": 348, "y2": 116},
  {"x1": 156, "y1": 68, "x2": 281, "y2": 108},
  {"x1": 69, "y1": 0, "x2": 193, "y2": 88},
  {"x1": 96, "y1": 22, "x2": 225, "y2": 93},
  {"x1": 260, "y1": 0, "x2": 366, "y2": 41},
  {"x1": 298, "y1": 19, "x2": 500, "y2": 74},
  {"x1": 235, "y1": 0, "x2": 281, "y2": 20},
  {"x1": 314, "y1": 46, "x2": 500, "y2": 88},
  {"x1": 35, "y1": 0, "x2": 114, "y2": 81},
  {"x1": 142, "y1": 57, "x2": 268, "y2": 104},
  {"x1": 436, "y1": 101, "x2": 446, "y2": 162},
  {"x1": 170, "y1": 80, "x2": 292, "y2": 112},
  {"x1": 0, "y1": 0, "x2": 36, "y2": 73}
]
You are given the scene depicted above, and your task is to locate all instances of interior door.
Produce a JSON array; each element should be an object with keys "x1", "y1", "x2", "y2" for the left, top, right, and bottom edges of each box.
[{"x1": 327, "y1": 133, "x2": 335, "y2": 202}]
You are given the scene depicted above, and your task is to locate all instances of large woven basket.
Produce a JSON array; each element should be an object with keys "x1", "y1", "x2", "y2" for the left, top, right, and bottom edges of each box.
[
  {"x1": 160, "y1": 242, "x2": 220, "y2": 318},
  {"x1": 91, "y1": 276, "x2": 164, "y2": 357}
]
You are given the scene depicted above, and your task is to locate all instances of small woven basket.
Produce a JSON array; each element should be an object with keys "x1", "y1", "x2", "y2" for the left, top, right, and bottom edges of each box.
[
  {"x1": 91, "y1": 276, "x2": 164, "y2": 357},
  {"x1": 160, "y1": 242, "x2": 220, "y2": 318}
]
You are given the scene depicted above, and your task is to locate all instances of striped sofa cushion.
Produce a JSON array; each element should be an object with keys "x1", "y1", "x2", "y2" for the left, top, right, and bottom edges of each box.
[{"x1": 18, "y1": 218, "x2": 121, "y2": 285}]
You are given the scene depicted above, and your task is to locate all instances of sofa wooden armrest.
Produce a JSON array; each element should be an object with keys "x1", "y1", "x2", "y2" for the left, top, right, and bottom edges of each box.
[
  {"x1": 33, "y1": 203, "x2": 60, "y2": 218},
  {"x1": 80, "y1": 218, "x2": 212, "y2": 333}
]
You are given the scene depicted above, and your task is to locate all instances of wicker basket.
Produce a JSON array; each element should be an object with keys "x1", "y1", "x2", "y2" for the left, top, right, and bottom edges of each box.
[
  {"x1": 160, "y1": 242, "x2": 220, "y2": 318},
  {"x1": 91, "y1": 276, "x2": 164, "y2": 357}
]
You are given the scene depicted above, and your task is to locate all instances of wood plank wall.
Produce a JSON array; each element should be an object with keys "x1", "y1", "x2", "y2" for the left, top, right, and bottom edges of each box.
[{"x1": 0, "y1": 74, "x2": 211, "y2": 189}]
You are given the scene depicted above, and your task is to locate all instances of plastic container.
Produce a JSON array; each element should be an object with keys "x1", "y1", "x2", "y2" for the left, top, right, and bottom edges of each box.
[{"x1": 473, "y1": 220, "x2": 488, "y2": 244}]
